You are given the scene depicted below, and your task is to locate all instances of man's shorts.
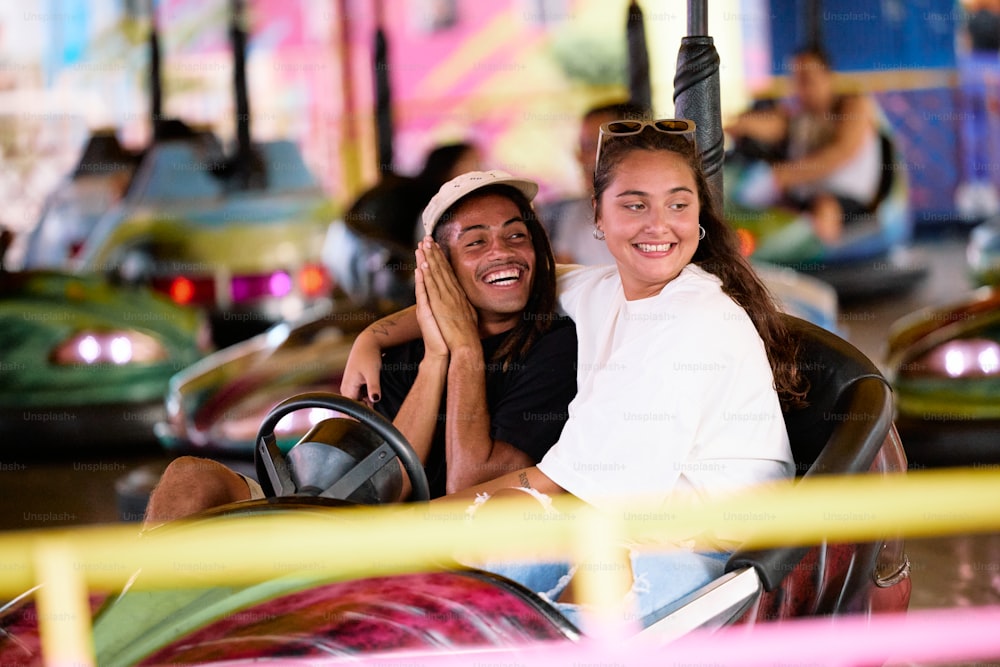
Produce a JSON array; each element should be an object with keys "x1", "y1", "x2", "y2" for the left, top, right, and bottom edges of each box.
[{"x1": 238, "y1": 472, "x2": 265, "y2": 500}]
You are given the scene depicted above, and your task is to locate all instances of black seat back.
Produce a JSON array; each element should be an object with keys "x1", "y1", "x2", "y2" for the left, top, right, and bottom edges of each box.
[
  {"x1": 781, "y1": 315, "x2": 894, "y2": 477},
  {"x1": 727, "y1": 315, "x2": 895, "y2": 592}
]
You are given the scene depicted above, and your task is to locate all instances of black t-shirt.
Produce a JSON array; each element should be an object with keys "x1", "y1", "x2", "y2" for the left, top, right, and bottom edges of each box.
[{"x1": 374, "y1": 317, "x2": 578, "y2": 498}]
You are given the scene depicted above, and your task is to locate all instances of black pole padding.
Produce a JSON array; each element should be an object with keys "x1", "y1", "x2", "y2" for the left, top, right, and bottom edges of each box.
[
  {"x1": 373, "y1": 26, "x2": 394, "y2": 175},
  {"x1": 148, "y1": 3, "x2": 163, "y2": 140},
  {"x1": 231, "y1": 0, "x2": 251, "y2": 156},
  {"x1": 673, "y1": 35, "x2": 724, "y2": 211},
  {"x1": 626, "y1": 1, "x2": 652, "y2": 113},
  {"x1": 226, "y1": 0, "x2": 266, "y2": 189}
]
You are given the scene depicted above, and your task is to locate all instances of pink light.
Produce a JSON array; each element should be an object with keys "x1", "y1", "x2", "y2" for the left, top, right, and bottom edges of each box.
[{"x1": 269, "y1": 271, "x2": 293, "y2": 297}]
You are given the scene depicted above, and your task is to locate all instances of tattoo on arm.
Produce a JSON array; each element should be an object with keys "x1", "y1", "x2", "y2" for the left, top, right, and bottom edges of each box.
[
  {"x1": 518, "y1": 471, "x2": 531, "y2": 489},
  {"x1": 370, "y1": 314, "x2": 398, "y2": 337}
]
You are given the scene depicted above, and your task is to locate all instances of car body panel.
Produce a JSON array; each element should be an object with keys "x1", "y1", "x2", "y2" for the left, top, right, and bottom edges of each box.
[{"x1": 156, "y1": 303, "x2": 376, "y2": 455}]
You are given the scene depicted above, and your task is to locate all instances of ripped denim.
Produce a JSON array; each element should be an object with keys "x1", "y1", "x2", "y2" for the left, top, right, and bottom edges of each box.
[
  {"x1": 464, "y1": 489, "x2": 729, "y2": 631},
  {"x1": 479, "y1": 549, "x2": 728, "y2": 631}
]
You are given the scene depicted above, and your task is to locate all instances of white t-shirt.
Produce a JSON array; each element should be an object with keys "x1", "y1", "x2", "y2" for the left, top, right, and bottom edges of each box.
[{"x1": 537, "y1": 263, "x2": 794, "y2": 515}]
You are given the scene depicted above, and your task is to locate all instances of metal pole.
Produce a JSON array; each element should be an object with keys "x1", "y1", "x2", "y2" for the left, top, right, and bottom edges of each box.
[
  {"x1": 373, "y1": 0, "x2": 394, "y2": 175},
  {"x1": 230, "y1": 0, "x2": 258, "y2": 189},
  {"x1": 687, "y1": 0, "x2": 708, "y2": 36},
  {"x1": 627, "y1": 1, "x2": 652, "y2": 112},
  {"x1": 334, "y1": 0, "x2": 362, "y2": 199},
  {"x1": 674, "y1": 0, "x2": 724, "y2": 211},
  {"x1": 148, "y1": 0, "x2": 162, "y2": 140}
]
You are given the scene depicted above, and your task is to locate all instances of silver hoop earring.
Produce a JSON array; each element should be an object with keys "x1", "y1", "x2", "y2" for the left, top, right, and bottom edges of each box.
[
  {"x1": 593, "y1": 227, "x2": 606, "y2": 241},
  {"x1": 698, "y1": 225, "x2": 706, "y2": 240}
]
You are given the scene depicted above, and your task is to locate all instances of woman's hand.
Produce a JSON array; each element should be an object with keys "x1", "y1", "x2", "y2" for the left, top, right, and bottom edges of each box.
[
  {"x1": 417, "y1": 237, "x2": 479, "y2": 351},
  {"x1": 340, "y1": 329, "x2": 385, "y2": 405}
]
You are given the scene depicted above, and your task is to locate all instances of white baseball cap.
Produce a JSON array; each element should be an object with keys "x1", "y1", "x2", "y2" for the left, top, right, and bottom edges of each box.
[{"x1": 421, "y1": 169, "x2": 539, "y2": 237}]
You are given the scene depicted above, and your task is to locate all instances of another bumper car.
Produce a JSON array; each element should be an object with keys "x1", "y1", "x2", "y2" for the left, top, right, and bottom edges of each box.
[
  {"x1": 75, "y1": 137, "x2": 336, "y2": 347},
  {"x1": 887, "y1": 284, "x2": 1000, "y2": 466},
  {"x1": 886, "y1": 216, "x2": 1000, "y2": 466},
  {"x1": 0, "y1": 235, "x2": 209, "y2": 450},
  {"x1": 69, "y1": 4, "x2": 336, "y2": 348},
  {"x1": 0, "y1": 316, "x2": 910, "y2": 664}
]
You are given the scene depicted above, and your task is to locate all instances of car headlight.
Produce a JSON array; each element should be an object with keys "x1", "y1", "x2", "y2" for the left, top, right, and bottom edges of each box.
[{"x1": 50, "y1": 330, "x2": 169, "y2": 365}]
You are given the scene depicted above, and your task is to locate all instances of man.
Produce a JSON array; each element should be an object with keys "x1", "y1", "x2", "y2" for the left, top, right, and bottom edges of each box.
[
  {"x1": 143, "y1": 170, "x2": 577, "y2": 523},
  {"x1": 726, "y1": 46, "x2": 883, "y2": 244},
  {"x1": 539, "y1": 100, "x2": 647, "y2": 265}
]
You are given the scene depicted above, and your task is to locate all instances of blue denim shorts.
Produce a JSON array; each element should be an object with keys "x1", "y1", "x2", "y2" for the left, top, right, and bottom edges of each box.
[{"x1": 479, "y1": 548, "x2": 729, "y2": 631}]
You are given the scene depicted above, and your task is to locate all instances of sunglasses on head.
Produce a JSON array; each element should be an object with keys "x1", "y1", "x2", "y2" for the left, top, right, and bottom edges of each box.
[{"x1": 595, "y1": 118, "x2": 697, "y2": 166}]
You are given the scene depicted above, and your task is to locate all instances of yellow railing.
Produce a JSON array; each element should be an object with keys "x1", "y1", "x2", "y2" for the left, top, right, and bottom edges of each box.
[{"x1": 4, "y1": 467, "x2": 1000, "y2": 665}]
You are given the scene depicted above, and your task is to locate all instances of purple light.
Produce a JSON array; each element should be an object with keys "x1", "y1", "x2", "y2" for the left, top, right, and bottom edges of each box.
[
  {"x1": 230, "y1": 276, "x2": 256, "y2": 302},
  {"x1": 268, "y1": 271, "x2": 293, "y2": 297},
  {"x1": 230, "y1": 271, "x2": 293, "y2": 302}
]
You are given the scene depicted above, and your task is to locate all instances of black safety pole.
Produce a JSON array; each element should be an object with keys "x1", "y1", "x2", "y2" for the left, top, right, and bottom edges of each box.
[
  {"x1": 626, "y1": 1, "x2": 652, "y2": 112},
  {"x1": 373, "y1": 0, "x2": 394, "y2": 175},
  {"x1": 148, "y1": 0, "x2": 163, "y2": 140},
  {"x1": 230, "y1": 0, "x2": 253, "y2": 185},
  {"x1": 673, "y1": 0, "x2": 724, "y2": 211}
]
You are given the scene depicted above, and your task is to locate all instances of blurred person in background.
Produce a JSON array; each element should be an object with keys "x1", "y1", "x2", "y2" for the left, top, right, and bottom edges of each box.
[
  {"x1": 324, "y1": 141, "x2": 482, "y2": 310},
  {"x1": 956, "y1": 0, "x2": 1000, "y2": 219},
  {"x1": 725, "y1": 47, "x2": 883, "y2": 245},
  {"x1": 539, "y1": 100, "x2": 647, "y2": 264}
]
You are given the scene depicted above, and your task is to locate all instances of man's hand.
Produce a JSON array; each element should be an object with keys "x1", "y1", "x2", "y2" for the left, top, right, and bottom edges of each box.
[
  {"x1": 417, "y1": 238, "x2": 479, "y2": 352},
  {"x1": 414, "y1": 246, "x2": 449, "y2": 361}
]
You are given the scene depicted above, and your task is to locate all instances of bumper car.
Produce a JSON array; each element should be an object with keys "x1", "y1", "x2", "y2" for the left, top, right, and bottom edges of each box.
[
  {"x1": 0, "y1": 315, "x2": 910, "y2": 664},
  {"x1": 725, "y1": 125, "x2": 929, "y2": 301},
  {"x1": 0, "y1": 231, "x2": 209, "y2": 450},
  {"x1": 74, "y1": 136, "x2": 336, "y2": 348},
  {"x1": 886, "y1": 216, "x2": 1000, "y2": 466},
  {"x1": 69, "y1": 4, "x2": 336, "y2": 348},
  {"x1": 887, "y1": 284, "x2": 1000, "y2": 466}
]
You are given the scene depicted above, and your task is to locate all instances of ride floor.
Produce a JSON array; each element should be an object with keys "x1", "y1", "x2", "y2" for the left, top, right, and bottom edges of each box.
[{"x1": 1, "y1": 227, "x2": 997, "y2": 665}]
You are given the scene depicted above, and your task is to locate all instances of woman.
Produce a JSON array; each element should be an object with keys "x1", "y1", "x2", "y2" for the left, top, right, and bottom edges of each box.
[{"x1": 341, "y1": 120, "x2": 806, "y2": 628}]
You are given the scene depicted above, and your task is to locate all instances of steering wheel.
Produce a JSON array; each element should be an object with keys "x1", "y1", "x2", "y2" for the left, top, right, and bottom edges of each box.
[{"x1": 254, "y1": 392, "x2": 430, "y2": 502}]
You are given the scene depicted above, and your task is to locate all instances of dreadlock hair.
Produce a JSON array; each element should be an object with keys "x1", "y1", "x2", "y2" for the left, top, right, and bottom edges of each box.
[
  {"x1": 592, "y1": 125, "x2": 808, "y2": 409},
  {"x1": 431, "y1": 183, "x2": 558, "y2": 372}
]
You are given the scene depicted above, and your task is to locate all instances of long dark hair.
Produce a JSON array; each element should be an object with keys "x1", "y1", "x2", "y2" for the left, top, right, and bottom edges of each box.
[
  {"x1": 432, "y1": 183, "x2": 558, "y2": 371},
  {"x1": 593, "y1": 127, "x2": 807, "y2": 409}
]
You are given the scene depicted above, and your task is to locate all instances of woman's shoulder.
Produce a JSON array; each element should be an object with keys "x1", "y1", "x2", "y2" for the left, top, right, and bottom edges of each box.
[
  {"x1": 665, "y1": 264, "x2": 728, "y2": 301},
  {"x1": 665, "y1": 266, "x2": 759, "y2": 333}
]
